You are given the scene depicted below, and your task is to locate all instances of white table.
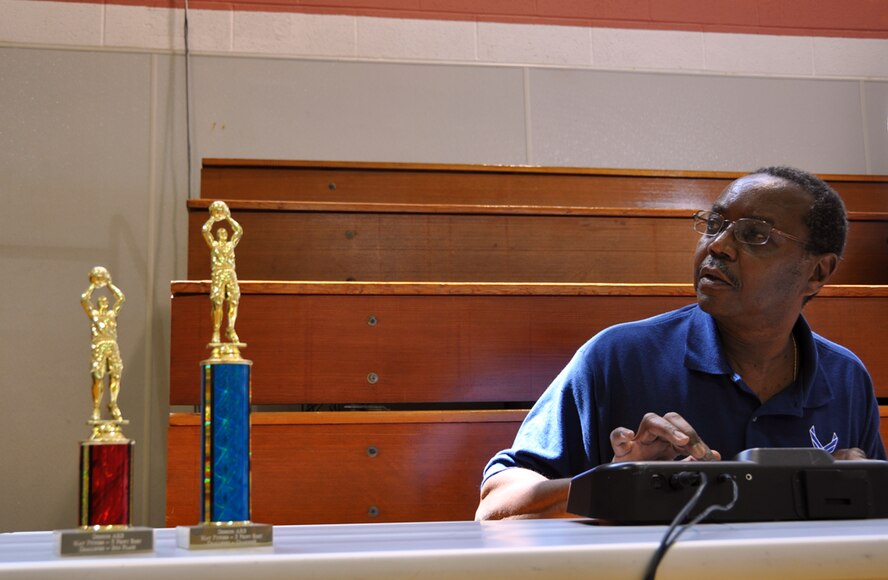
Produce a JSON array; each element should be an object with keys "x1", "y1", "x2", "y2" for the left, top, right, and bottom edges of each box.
[{"x1": 2, "y1": 519, "x2": 888, "y2": 579}]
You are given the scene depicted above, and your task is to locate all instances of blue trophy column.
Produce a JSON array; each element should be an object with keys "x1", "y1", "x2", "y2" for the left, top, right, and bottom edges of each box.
[{"x1": 200, "y1": 360, "x2": 252, "y2": 523}]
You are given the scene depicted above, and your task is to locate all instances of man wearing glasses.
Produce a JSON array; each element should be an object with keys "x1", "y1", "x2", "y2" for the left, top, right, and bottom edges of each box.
[{"x1": 476, "y1": 166, "x2": 886, "y2": 520}]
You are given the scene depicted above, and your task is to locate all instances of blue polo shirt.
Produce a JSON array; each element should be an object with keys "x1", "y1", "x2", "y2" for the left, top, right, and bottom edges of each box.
[{"x1": 483, "y1": 304, "x2": 886, "y2": 483}]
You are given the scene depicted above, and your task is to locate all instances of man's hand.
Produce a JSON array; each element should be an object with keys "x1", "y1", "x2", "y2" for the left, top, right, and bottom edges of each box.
[
  {"x1": 610, "y1": 412, "x2": 720, "y2": 462},
  {"x1": 832, "y1": 447, "x2": 867, "y2": 460}
]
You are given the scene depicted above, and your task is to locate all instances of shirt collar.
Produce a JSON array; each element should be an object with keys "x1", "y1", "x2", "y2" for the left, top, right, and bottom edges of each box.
[
  {"x1": 794, "y1": 316, "x2": 833, "y2": 409},
  {"x1": 683, "y1": 305, "x2": 833, "y2": 411},
  {"x1": 683, "y1": 305, "x2": 726, "y2": 375}
]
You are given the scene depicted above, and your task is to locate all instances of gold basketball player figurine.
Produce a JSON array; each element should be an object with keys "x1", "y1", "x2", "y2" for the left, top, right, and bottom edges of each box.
[
  {"x1": 81, "y1": 266, "x2": 128, "y2": 441},
  {"x1": 203, "y1": 201, "x2": 245, "y2": 360}
]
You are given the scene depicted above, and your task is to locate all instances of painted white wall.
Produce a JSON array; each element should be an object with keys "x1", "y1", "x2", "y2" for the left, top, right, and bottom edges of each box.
[{"x1": 1, "y1": 1, "x2": 886, "y2": 531}]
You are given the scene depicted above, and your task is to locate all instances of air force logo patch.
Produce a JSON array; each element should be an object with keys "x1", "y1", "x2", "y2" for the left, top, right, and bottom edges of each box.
[{"x1": 809, "y1": 425, "x2": 838, "y2": 453}]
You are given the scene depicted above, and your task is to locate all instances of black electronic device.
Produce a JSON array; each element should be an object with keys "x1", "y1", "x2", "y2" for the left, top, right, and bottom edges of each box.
[{"x1": 567, "y1": 448, "x2": 888, "y2": 523}]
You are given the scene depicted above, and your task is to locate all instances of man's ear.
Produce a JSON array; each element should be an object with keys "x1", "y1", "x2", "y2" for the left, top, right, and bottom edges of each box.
[{"x1": 806, "y1": 253, "x2": 839, "y2": 295}]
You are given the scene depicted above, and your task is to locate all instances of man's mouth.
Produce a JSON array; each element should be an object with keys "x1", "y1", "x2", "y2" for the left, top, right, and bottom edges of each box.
[{"x1": 698, "y1": 265, "x2": 736, "y2": 288}]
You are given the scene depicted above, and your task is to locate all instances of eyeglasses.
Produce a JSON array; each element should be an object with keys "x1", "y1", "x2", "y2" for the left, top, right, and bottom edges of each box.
[{"x1": 692, "y1": 210, "x2": 806, "y2": 246}]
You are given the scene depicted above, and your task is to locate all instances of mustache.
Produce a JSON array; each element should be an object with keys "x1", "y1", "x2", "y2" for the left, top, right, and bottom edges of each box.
[{"x1": 699, "y1": 259, "x2": 739, "y2": 287}]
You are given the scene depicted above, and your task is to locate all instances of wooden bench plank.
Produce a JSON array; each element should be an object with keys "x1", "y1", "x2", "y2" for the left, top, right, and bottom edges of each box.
[
  {"x1": 184, "y1": 201, "x2": 888, "y2": 284},
  {"x1": 170, "y1": 282, "x2": 888, "y2": 405},
  {"x1": 200, "y1": 160, "x2": 888, "y2": 213}
]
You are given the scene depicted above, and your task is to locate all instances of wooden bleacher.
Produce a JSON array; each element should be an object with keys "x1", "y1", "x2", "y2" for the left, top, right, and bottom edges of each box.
[{"x1": 167, "y1": 161, "x2": 888, "y2": 526}]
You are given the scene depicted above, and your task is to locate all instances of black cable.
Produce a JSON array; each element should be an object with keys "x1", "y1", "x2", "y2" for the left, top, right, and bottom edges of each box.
[
  {"x1": 642, "y1": 473, "x2": 739, "y2": 580},
  {"x1": 642, "y1": 473, "x2": 710, "y2": 580},
  {"x1": 183, "y1": 0, "x2": 193, "y2": 200}
]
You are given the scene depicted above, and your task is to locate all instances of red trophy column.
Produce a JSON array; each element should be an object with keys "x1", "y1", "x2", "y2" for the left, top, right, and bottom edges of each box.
[{"x1": 80, "y1": 438, "x2": 134, "y2": 527}]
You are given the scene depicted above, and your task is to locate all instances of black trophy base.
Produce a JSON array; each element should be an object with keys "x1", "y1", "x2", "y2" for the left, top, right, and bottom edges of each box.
[
  {"x1": 56, "y1": 526, "x2": 154, "y2": 556},
  {"x1": 176, "y1": 522, "x2": 273, "y2": 550}
]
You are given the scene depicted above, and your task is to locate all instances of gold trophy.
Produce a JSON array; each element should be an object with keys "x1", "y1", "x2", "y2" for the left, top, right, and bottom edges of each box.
[
  {"x1": 57, "y1": 267, "x2": 153, "y2": 555},
  {"x1": 83, "y1": 267, "x2": 126, "y2": 438},
  {"x1": 177, "y1": 201, "x2": 272, "y2": 549},
  {"x1": 203, "y1": 201, "x2": 245, "y2": 360}
]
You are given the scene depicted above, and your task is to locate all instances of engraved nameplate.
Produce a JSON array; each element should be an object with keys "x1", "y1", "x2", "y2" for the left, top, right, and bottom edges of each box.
[
  {"x1": 57, "y1": 527, "x2": 154, "y2": 556},
  {"x1": 176, "y1": 523, "x2": 273, "y2": 549}
]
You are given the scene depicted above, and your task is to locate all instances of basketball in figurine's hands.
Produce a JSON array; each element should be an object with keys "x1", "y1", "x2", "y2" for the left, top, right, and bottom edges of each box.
[
  {"x1": 209, "y1": 201, "x2": 230, "y2": 220},
  {"x1": 88, "y1": 266, "x2": 110, "y2": 287}
]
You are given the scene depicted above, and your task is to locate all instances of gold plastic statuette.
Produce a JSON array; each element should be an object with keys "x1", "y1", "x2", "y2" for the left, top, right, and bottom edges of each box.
[
  {"x1": 81, "y1": 266, "x2": 129, "y2": 442},
  {"x1": 203, "y1": 200, "x2": 245, "y2": 360}
]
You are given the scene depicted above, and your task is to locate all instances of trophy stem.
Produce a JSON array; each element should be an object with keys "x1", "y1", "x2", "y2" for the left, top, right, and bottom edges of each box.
[
  {"x1": 200, "y1": 358, "x2": 253, "y2": 524},
  {"x1": 79, "y1": 439, "x2": 134, "y2": 527}
]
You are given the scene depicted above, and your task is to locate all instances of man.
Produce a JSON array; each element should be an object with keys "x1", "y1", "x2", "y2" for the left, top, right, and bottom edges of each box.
[
  {"x1": 202, "y1": 201, "x2": 243, "y2": 344},
  {"x1": 476, "y1": 166, "x2": 886, "y2": 521},
  {"x1": 81, "y1": 266, "x2": 126, "y2": 422}
]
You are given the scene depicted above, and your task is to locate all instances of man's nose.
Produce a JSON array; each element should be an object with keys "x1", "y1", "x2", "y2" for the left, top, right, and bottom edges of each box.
[{"x1": 706, "y1": 222, "x2": 739, "y2": 256}]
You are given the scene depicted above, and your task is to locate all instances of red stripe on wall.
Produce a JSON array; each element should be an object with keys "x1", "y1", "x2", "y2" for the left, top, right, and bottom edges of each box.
[{"x1": 43, "y1": 0, "x2": 888, "y2": 38}]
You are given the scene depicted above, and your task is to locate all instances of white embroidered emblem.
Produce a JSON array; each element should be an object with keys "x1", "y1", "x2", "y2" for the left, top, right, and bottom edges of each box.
[{"x1": 809, "y1": 425, "x2": 838, "y2": 453}]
